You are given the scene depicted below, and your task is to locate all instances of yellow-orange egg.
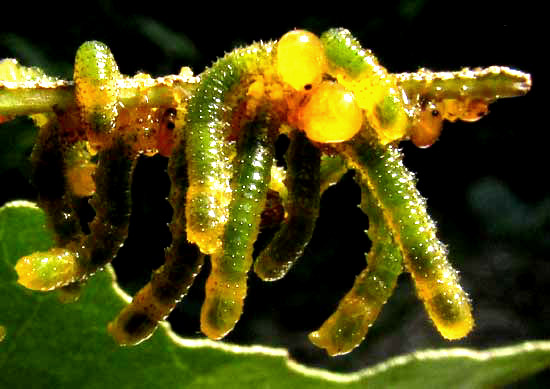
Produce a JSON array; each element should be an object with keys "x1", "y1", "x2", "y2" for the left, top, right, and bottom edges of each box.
[
  {"x1": 299, "y1": 82, "x2": 363, "y2": 143},
  {"x1": 410, "y1": 101, "x2": 443, "y2": 148},
  {"x1": 276, "y1": 30, "x2": 327, "y2": 90}
]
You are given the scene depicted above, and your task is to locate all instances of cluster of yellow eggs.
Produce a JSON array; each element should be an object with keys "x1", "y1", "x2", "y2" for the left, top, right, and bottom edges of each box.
[{"x1": 276, "y1": 30, "x2": 364, "y2": 143}]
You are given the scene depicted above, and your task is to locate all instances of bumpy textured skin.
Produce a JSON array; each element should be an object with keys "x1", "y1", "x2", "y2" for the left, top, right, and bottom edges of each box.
[
  {"x1": 16, "y1": 132, "x2": 137, "y2": 291},
  {"x1": 30, "y1": 115, "x2": 83, "y2": 246},
  {"x1": 320, "y1": 28, "x2": 409, "y2": 144},
  {"x1": 154, "y1": 131, "x2": 204, "y2": 310},
  {"x1": 74, "y1": 41, "x2": 120, "y2": 148},
  {"x1": 81, "y1": 135, "x2": 137, "y2": 272},
  {"x1": 200, "y1": 113, "x2": 275, "y2": 339},
  {"x1": 5, "y1": 28, "x2": 531, "y2": 355},
  {"x1": 184, "y1": 43, "x2": 275, "y2": 255},
  {"x1": 254, "y1": 129, "x2": 320, "y2": 281},
  {"x1": 395, "y1": 66, "x2": 532, "y2": 102},
  {"x1": 309, "y1": 187, "x2": 402, "y2": 355},
  {"x1": 15, "y1": 114, "x2": 83, "y2": 290},
  {"x1": 338, "y1": 131, "x2": 473, "y2": 340},
  {"x1": 71, "y1": 42, "x2": 138, "y2": 276},
  {"x1": 109, "y1": 129, "x2": 204, "y2": 346}
]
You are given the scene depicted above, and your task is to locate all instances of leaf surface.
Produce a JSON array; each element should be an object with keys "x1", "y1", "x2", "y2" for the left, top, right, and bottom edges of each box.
[{"x1": 1, "y1": 201, "x2": 548, "y2": 389}]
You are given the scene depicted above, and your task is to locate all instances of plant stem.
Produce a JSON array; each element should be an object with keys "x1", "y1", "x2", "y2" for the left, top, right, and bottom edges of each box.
[{"x1": 0, "y1": 74, "x2": 198, "y2": 116}]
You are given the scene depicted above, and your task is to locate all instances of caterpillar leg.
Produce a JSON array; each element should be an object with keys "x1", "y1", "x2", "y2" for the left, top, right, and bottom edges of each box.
[
  {"x1": 200, "y1": 113, "x2": 275, "y2": 339},
  {"x1": 309, "y1": 187, "x2": 403, "y2": 355},
  {"x1": 254, "y1": 129, "x2": 320, "y2": 281},
  {"x1": 338, "y1": 131, "x2": 473, "y2": 340},
  {"x1": 109, "y1": 133, "x2": 204, "y2": 345}
]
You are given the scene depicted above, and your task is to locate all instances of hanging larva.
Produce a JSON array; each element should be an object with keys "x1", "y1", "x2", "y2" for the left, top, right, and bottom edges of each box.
[
  {"x1": 254, "y1": 129, "x2": 321, "y2": 281},
  {"x1": 201, "y1": 111, "x2": 275, "y2": 339},
  {"x1": 338, "y1": 135, "x2": 474, "y2": 340},
  {"x1": 2, "y1": 27, "x2": 531, "y2": 355},
  {"x1": 74, "y1": 41, "x2": 121, "y2": 149},
  {"x1": 309, "y1": 187, "x2": 403, "y2": 355},
  {"x1": 184, "y1": 43, "x2": 275, "y2": 256},
  {"x1": 16, "y1": 42, "x2": 138, "y2": 291}
]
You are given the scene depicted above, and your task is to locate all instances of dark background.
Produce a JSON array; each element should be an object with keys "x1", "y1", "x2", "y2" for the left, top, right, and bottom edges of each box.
[{"x1": 1, "y1": 1, "x2": 547, "y2": 386}]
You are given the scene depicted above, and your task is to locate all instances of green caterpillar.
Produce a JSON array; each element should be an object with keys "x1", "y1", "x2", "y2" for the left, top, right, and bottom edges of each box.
[{"x1": 1, "y1": 28, "x2": 530, "y2": 355}]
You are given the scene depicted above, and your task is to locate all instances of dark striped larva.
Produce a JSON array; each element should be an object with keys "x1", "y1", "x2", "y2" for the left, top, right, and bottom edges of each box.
[{"x1": 1, "y1": 28, "x2": 530, "y2": 355}]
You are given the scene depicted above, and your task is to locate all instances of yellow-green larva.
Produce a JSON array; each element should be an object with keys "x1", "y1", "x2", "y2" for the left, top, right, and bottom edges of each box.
[
  {"x1": 201, "y1": 111, "x2": 275, "y2": 339},
  {"x1": 184, "y1": 43, "x2": 275, "y2": 256},
  {"x1": 74, "y1": 41, "x2": 120, "y2": 148},
  {"x1": 3, "y1": 27, "x2": 531, "y2": 355},
  {"x1": 254, "y1": 129, "x2": 321, "y2": 281},
  {"x1": 338, "y1": 131, "x2": 473, "y2": 340},
  {"x1": 310, "y1": 187, "x2": 402, "y2": 355}
]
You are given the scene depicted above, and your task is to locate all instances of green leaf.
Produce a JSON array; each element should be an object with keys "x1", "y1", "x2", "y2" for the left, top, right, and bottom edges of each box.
[{"x1": 1, "y1": 200, "x2": 549, "y2": 389}]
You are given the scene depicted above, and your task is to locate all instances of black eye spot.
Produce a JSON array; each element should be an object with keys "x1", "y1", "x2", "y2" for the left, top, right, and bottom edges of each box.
[
  {"x1": 165, "y1": 108, "x2": 177, "y2": 118},
  {"x1": 304, "y1": 84, "x2": 312, "y2": 90},
  {"x1": 431, "y1": 109, "x2": 440, "y2": 117},
  {"x1": 163, "y1": 108, "x2": 177, "y2": 130},
  {"x1": 419, "y1": 96, "x2": 429, "y2": 108}
]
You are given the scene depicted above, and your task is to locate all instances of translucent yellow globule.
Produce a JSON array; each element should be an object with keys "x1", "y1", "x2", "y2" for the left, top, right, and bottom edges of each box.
[
  {"x1": 276, "y1": 30, "x2": 327, "y2": 90},
  {"x1": 337, "y1": 75, "x2": 409, "y2": 145},
  {"x1": 410, "y1": 101, "x2": 443, "y2": 148},
  {"x1": 15, "y1": 248, "x2": 79, "y2": 291},
  {"x1": 299, "y1": 81, "x2": 363, "y2": 143}
]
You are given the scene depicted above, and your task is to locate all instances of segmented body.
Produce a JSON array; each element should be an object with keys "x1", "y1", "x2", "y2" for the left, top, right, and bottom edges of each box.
[
  {"x1": 0, "y1": 28, "x2": 531, "y2": 355},
  {"x1": 254, "y1": 129, "x2": 321, "y2": 281},
  {"x1": 184, "y1": 43, "x2": 275, "y2": 255}
]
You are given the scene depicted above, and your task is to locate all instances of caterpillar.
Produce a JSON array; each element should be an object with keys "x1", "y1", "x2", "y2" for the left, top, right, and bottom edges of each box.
[{"x1": 0, "y1": 28, "x2": 531, "y2": 355}]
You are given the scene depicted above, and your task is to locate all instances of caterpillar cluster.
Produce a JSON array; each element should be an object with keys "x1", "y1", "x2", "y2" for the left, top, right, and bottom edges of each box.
[{"x1": 0, "y1": 28, "x2": 530, "y2": 356}]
